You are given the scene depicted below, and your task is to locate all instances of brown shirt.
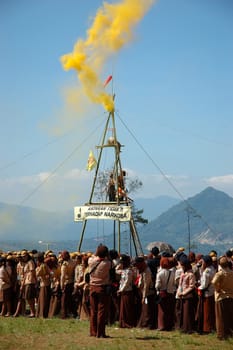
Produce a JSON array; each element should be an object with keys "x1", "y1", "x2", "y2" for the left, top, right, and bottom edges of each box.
[
  {"x1": 74, "y1": 264, "x2": 84, "y2": 286},
  {"x1": 24, "y1": 259, "x2": 36, "y2": 285},
  {"x1": 50, "y1": 266, "x2": 61, "y2": 289},
  {"x1": 88, "y1": 256, "x2": 111, "y2": 286},
  {"x1": 212, "y1": 267, "x2": 233, "y2": 302},
  {"x1": 0, "y1": 265, "x2": 12, "y2": 290},
  {"x1": 36, "y1": 263, "x2": 51, "y2": 287},
  {"x1": 138, "y1": 266, "x2": 154, "y2": 300},
  {"x1": 16, "y1": 261, "x2": 25, "y2": 285},
  {"x1": 60, "y1": 259, "x2": 75, "y2": 289}
]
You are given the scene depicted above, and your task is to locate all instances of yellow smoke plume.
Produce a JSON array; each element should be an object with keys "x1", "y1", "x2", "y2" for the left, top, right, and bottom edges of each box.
[{"x1": 61, "y1": 0, "x2": 155, "y2": 112}]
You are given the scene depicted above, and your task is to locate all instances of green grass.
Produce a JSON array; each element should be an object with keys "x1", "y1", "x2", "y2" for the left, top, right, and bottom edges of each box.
[{"x1": 0, "y1": 317, "x2": 232, "y2": 350}]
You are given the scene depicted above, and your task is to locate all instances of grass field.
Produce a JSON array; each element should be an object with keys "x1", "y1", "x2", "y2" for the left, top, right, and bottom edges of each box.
[{"x1": 0, "y1": 317, "x2": 233, "y2": 350}]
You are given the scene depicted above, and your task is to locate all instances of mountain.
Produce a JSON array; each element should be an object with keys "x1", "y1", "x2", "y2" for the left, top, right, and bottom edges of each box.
[
  {"x1": 139, "y1": 187, "x2": 233, "y2": 255},
  {"x1": 0, "y1": 202, "x2": 72, "y2": 241},
  {"x1": 0, "y1": 195, "x2": 177, "y2": 243},
  {"x1": 0, "y1": 187, "x2": 233, "y2": 255}
]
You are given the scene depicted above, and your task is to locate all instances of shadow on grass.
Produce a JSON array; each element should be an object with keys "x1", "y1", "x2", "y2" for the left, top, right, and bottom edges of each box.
[{"x1": 134, "y1": 336, "x2": 160, "y2": 340}]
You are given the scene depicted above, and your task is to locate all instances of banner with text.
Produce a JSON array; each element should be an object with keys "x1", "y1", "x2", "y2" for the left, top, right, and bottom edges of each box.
[{"x1": 74, "y1": 205, "x2": 132, "y2": 222}]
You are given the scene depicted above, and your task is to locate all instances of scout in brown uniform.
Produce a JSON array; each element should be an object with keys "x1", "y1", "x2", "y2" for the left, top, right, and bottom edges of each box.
[
  {"x1": 0, "y1": 256, "x2": 13, "y2": 317},
  {"x1": 36, "y1": 253, "x2": 51, "y2": 318},
  {"x1": 89, "y1": 245, "x2": 112, "y2": 338},
  {"x1": 212, "y1": 256, "x2": 233, "y2": 340},
  {"x1": 21, "y1": 250, "x2": 37, "y2": 318},
  {"x1": 196, "y1": 255, "x2": 216, "y2": 334},
  {"x1": 134, "y1": 256, "x2": 157, "y2": 330},
  {"x1": 176, "y1": 256, "x2": 196, "y2": 333},
  {"x1": 77, "y1": 254, "x2": 90, "y2": 321},
  {"x1": 72, "y1": 254, "x2": 83, "y2": 318},
  {"x1": 60, "y1": 250, "x2": 76, "y2": 319},
  {"x1": 116, "y1": 254, "x2": 136, "y2": 328},
  {"x1": 47, "y1": 255, "x2": 61, "y2": 318},
  {"x1": 13, "y1": 252, "x2": 26, "y2": 317},
  {"x1": 155, "y1": 257, "x2": 176, "y2": 331}
]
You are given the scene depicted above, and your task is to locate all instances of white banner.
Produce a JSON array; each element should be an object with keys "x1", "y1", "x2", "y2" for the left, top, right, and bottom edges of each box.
[{"x1": 74, "y1": 205, "x2": 132, "y2": 222}]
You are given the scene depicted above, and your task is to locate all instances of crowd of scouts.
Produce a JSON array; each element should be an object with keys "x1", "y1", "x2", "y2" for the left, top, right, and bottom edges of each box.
[{"x1": 0, "y1": 244, "x2": 233, "y2": 340}]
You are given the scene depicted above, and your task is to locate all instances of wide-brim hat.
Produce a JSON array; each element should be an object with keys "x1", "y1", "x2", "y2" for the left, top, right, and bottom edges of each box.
[{"x1": 21, "y1": 250, "x2": 28, "y2": 257}]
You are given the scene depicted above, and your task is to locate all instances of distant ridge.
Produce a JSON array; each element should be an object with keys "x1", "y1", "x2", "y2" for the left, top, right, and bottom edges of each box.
[
  {"x1": 0, "y1": 194, "x2": 178, "y2": 243},
  {"x1": 0, "y1": 187, "x2": 233, "y2": 255},
  {"x1": 139, "y1": 187, "x2": 233, "y2": 255}
]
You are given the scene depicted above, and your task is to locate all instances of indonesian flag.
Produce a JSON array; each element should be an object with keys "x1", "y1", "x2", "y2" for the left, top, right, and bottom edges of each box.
[
  {"x1": 86, "y1": 150, "x2": 97, "y2": 171},
  {"x1": 103, "y1": 75, "x2": 112, "y2": 87}
]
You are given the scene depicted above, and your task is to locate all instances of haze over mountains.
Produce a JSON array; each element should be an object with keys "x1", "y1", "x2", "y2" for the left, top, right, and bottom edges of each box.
[
  {"x1": 0, "y1": 195, "x2": 179, "y2": 241},
  {"x1": 0, "y1": 187, "x2": 232, "y2": 255}
]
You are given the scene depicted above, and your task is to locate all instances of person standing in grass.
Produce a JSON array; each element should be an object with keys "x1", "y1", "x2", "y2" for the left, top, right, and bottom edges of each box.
[
  {"x1": 0, "y1": 256, "x2": 13, "y2": 317},
  {"x1": 47, "y1": 254, "x2": 61, "y2": 318},
  {"x1": 116, "y1": 254, "x2": 136, "y2": 328},
  {"x1": 78, "y1": 254, "x2": 91, "y2": 321},
  {"x1": 36, "y1": 252, "x2": 51, "y2": 318},
  {"x1": 20, "y1": 250, "x2": 37, "y2": 318},
  {"x1": 155, "y1": 257, "x2": 176, "y2": 331},
  {"x1": 134, "y1": 256, "x2": 157, "y2": 330},
  {"x1": 73, "y1": 254, "x2": 84, "y2": 318},
  {"x1": 176, "y1": 256, "x2": 196, "y2": 333},
  {"x1": 212, "y1": 256, "x2": 233, "y2": 340},
  {"x1": 88, "y1": 245, "x2": 112, "y2": 338},
  {"x1": 174, "y1": 252, "x2": 187, "y2": 330},
  {"x1": 13, "y1": 252, "x2": 26, "y2": 317},
  {"x1": 196, "y1": 255, "x2": 216, "y2": 334},
  {"x1": 60, "y1": 250, "x2": 76, "y2": 319}
]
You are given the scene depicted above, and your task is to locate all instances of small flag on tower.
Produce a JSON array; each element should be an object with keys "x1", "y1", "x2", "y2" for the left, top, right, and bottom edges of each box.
[
  {"x1": 86, "y1": 150, "x2": 97, "y2": 171},
  {"x1": 103, "y1": 75, "x2": 112, "y2": 87}
]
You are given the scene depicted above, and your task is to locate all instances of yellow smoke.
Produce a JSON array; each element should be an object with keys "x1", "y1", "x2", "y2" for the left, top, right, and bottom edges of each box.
[{"x1": 61, "y1": 0, "x2": 155, "y2": 112}]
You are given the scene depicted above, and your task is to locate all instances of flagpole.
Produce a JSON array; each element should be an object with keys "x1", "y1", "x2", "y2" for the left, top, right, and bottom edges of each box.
[{"x1": 77, "y1": 90, "x2": 143, "y2": 256}]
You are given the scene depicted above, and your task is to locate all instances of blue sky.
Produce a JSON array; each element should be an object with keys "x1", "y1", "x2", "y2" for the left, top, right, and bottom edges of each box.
[{"x1": 0, "y1": 0, "x2": 233, "y2": 212}]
